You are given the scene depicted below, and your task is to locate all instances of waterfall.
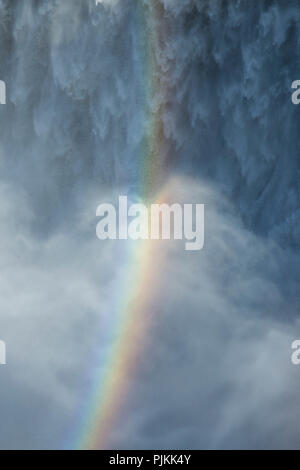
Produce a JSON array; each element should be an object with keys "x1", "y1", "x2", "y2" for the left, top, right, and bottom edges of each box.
[{"x1": 0, "y1": 0, "x2": 299, "y2": 450}]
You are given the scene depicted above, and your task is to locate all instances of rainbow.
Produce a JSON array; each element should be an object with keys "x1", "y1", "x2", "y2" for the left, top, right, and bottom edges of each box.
[
  {"x1": 80, "y1": 228, "x2": 168, "y2": 450},
  {"x1": 73, "y1": 0, "x2": 170, "y2": 450}
]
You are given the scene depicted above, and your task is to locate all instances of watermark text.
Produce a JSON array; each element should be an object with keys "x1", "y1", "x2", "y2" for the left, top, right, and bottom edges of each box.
[
  {"x1": 0, "y1": 341, "x2": 6, "y2": 365},
  {"x1": 96, "y1": 196, "x2": 205, "y2": 251},
  {"x1": 0, "y1": 80, "x2": 6, "y2": 105}
]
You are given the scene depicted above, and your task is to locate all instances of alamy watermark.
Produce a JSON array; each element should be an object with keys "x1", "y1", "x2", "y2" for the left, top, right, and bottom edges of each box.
[
  {"x1": 0, "y1": 341, "x2": 6, "y2": 365},
  {"x1": 96, "y1": 196, "x2": 205, "y2": 251},
  {"x1": 0, "y1": 80, "x2": 6, "y2": 105},
  {"x1": 291, "y1": 80, "x2": 300, "y2": 105},
  {"x1": 291, "y1": 340, "x2": 300, "y2": 365}
]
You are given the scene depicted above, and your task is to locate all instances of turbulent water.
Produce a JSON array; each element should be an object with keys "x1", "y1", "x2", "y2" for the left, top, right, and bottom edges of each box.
[
  {"x1": 0, "y1": 0, "x2": 299, "y2": 241},
  {"x1": 0, "y1": 0, "x2": 299, "y2": 450}
]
